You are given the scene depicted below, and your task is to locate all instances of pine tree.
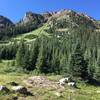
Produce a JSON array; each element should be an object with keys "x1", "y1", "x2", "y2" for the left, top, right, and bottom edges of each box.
[
  {"x1": 59, "y1": 53, "x2": 68, "y2": 75},
  {"x1": 51, "y1": 47, "x2": 60, "y2": 74},
  {"x1": 36, "y1": 41, "x2": 47, "y2": 73},
  {"x1": 69, "y1": 42, "x2": 88, "y2": 80},
  {"x1": 16, "y1": 40, "x2": 26, "y2": 68},
  {"x1": 29, "y1": 39, "x2": 39, "y2": 70},
  {"x1": 94, "y1": 50, "x2": 100, "y2": 81},
  {"x1": 22, "y1": 46, "x2": 30, "y2": 71}
]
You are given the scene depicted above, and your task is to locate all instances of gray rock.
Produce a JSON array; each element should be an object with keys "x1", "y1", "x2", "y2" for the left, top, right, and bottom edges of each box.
[
  {"x1": 59, "y1": 77, "x2": 70, "y2": 86},
  {"x1": 0, "y1": 86, "x2": 9, "y2": 92},
  {"x1": 68, "y1": 82, "x2": 76, "y2": 87},
  {"x1": 12, "y1": 86, "x2": 28, "y2": 94},
  {"x1": 18, "y1": 11, "x2": 45, "y2": 25}
]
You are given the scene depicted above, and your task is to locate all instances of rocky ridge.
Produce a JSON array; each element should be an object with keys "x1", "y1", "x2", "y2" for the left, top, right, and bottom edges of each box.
[{"x1": 0, "y1": 15, "x2": 14, "y2": 29}]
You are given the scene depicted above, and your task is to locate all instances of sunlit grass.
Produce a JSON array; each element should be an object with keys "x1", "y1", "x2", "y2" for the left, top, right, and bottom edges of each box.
[{"x1": 0, "y1": 61, "x2": 100, "y2": 100}]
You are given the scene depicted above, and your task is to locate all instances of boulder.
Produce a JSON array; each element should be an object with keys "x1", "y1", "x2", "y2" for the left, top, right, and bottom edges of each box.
[
  {"x1": 12, "y1": 86, "x2": 28, "y2": 94},
  {"x1": 0, "y1": 86, "x2": 9, "y2": 92},
  {"x1": 67, "y1": 82, "x2": 76, "y2": 87},
  {"x1": 59, "y1": 77, "x2": 70, "y2": 86}
]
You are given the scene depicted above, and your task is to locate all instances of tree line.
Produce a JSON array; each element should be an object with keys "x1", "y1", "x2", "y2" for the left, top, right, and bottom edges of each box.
[
  {"x1": 0, "y1": 27, "x2": 99, "y2": 82},
  {"x1": 0, "y1": 20, "x2": 43, "y2": 40},
  {"x1": 15, "y1": 33, "x2": 100, "y2": 81}
]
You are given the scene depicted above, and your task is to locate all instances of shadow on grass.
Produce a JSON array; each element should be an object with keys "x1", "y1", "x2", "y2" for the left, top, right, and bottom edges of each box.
[
  {"x1": 25, "y1": 91, "x2": 33, "y2": 96},
  {"x1": 88, "y1": 78, "x2": 100, "y2": 86}
]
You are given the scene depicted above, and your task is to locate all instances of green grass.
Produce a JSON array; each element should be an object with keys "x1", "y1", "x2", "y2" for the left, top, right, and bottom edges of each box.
[
  {"x1": 0, "y1": 73, "x2": 100, "y2": 100},
  {"x1": 0, "y1": 61, "x2": 100, "y2": 100},
  {"x1": 11, "y1": 23, "x2": 50, "y2": 42},
  {"x1": 24, "y1": 34, "x2": 38, "y2": 39},
  {"x1": 0, "y1": 60, "x2": 16, "y2": 74},
  {"x1": 0, "y1": 23, "x2": 51, "y2": 47}
]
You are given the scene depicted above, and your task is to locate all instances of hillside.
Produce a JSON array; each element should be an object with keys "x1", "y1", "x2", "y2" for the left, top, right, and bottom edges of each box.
[
  {"x1": 0, "y1": 9, "x2": 99, "y2": 41},
  {"x1": 0, "y1": 10, "x2": 97, "y2": 42},
  {"x1": 0, "y1": 15, "x2": 14, "y2": 29},
  {"x1": 0, "y1": 9, "x2": 100, "y2": 100},
  {"x1": 0, "y1": 9, "x2": 99, "y2": 77}
]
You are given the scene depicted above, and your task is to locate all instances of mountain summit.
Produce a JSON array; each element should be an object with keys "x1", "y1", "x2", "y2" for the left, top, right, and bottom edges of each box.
[
  {"x1": 0, "y1": 9, "x2": 99, "y2": 40},
  {"x1": 0, "y1": 15, "x2": 14, "y2": 29},
  {"x1": 18, "y1": 11, "x2": 45, "y2": 25}
]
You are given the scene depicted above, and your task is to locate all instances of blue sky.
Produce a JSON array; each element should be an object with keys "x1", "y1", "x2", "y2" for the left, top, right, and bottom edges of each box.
[{"x1": 0, "y1": 0, "x2": 99, "y2": 22}]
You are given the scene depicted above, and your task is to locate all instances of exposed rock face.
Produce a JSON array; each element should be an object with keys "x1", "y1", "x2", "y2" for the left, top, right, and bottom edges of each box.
[
  {"x1": 42, "y1": 12, "x2": 52, "y2": 21},
  {"x1": 18, "y1": 11, "x2": 45, "y2": 25},
  {"x1": 48, "y1": 9, "x2": 97, "y2": 29},
  {"x1": 44, "y1": 9, "x2": 98, "y2": 39},
  {"x1": 0, "y1": 15, "x2": 14, "y2": 29},
  {"x1": 0, "y1": 9, "x2": 99, "y2": 39},
  {"x1": 0, "y1": 9, "x2": 98, "y2": 30}
]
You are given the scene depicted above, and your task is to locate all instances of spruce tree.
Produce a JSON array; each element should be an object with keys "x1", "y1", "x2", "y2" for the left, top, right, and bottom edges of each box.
[
  {"x1": 94, "y1": 51, "x2": 100, "y2": 81},
  {"x1": 22, "y1": 46, "x2": 30, "y2": 71},
  {"x1": 16, "y1": 40, "x2": 26, "y2": 69},
  {"x1": 51, "y1": 48, "x2": 60, "y2": 74},
  {"x1": 29, "y1": 39, "x2": 39, "y2": 70},
  {"x1": 69, "y1": 42, "x2": 88, "y2": 80},
  {"x1": 36, "y1": 41, "x2": 47, "y2": 73},
  {"x1": 59, "y1": 53, "x2": 68, "y2": 75}
]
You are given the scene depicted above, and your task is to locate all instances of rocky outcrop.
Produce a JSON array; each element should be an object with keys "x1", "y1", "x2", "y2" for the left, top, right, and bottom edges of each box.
[
  {"x1": 42, "y1": 12, "x2": 52, "y2": 21},
  {"x1": 23, "y1": 76, "x2": 60, "y2": 89},
  {"x1": 18, "y1": 11, "x2": 45, "y2": 25},
  {"x1": 48, "y1": 10, "x2": 97, "y2": 30}
]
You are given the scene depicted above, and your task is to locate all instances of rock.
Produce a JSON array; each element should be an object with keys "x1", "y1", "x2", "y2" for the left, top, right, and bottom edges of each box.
[
  {"x1": 42, "y1": 12, "x2": 52, "y2": 21},
  {"x1": 23, "y1": 76, "x2": 60, "y2": 89},
  {"x1": 24, "y1": 76, "x2": 50, "y2": 87},
  {"x1": 12, "y1": 86, "x2": 28, "y2": 94},
  {"x1": 59, "y1": 77, "x2": 70, "y2": 86},
  {"x1": 67, "y1": 82, "x2": 76, "y2": 87},
  {"x1": 0, "y1": 86, "x2": 9, "y2": 92},
  {"x1": 18, "y1": 11, "x2": 45, "y2": 25}
]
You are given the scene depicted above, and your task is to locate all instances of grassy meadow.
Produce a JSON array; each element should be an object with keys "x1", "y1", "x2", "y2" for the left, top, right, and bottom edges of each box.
[{"x1": 0, "y1": 61, "x2": 100, "y2": 100}]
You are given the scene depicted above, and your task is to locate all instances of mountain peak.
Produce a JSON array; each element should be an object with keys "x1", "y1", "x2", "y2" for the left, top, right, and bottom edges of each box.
[{"x1": 0, "y1": 15, "x2": 14, "y2": 29}]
